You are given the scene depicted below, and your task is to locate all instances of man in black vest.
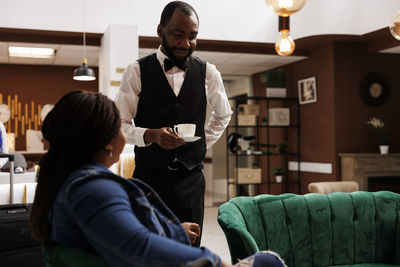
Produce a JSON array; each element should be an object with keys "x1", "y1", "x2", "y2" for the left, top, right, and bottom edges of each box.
[{"x1": 116, "y1": 1, "x2": 232, "y2": 247}]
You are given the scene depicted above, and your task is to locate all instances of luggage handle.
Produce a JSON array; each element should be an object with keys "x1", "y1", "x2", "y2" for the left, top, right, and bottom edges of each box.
[{"x1": 0, "y1": 153, "x2": 15, "y2": 204}]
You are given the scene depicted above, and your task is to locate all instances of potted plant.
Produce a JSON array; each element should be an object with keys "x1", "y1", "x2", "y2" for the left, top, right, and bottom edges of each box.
[
  {"x1": 273, "y1": 167, "x2": 284, "y2": 183},
  {"x1": 367, "y1": 117, "x2": 388, "y2": 154}
]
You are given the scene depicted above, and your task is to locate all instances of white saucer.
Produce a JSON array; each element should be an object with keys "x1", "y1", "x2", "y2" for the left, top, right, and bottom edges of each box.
[{"x1": 181, "y1": 136, "x2": 201, "y2": 142}]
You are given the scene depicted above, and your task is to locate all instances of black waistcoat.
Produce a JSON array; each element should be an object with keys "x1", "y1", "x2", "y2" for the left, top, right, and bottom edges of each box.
[{"x1": 134, "y1": 54, "x2": 207, "y2": 171}]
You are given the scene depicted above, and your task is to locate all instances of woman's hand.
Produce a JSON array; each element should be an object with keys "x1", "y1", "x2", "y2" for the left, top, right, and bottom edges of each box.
[{"x1": 181, "y1": 222, "x2": 200, "y2": 244}]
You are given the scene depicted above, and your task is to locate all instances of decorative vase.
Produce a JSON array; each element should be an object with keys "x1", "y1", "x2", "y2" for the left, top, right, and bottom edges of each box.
[
  {"x1": 379, "y1": 145, "x2": 389, "y2": 154},
  {"x1": 275, "y1": 175, "x2": 283, "y2": 183}
]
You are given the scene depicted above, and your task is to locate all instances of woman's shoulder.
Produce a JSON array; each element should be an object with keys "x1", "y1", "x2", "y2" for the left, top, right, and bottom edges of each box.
[
  {"x1": 69, "y1": 161, "x2": 110, "y2": 176},
  {"x1": 63, "y1": 162, "x2": 129, "y2": 196},
  {"x1": 67, "y1": 162, "x2": 120, "y2": 183},
  {"x1": 76, "y1": 161, "x2": 123, "y2": 179},
  {"x1": 69, "y1": 176, "x2": 127, "y2": 198},
  {"x1": 66, "y1": 168, "x2": 131, "y2": 205}
]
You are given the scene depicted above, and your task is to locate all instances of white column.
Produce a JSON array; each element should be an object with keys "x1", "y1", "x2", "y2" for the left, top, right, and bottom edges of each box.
[{"x1": 99, "y1": 24, "x2": 138, "y2": 100}]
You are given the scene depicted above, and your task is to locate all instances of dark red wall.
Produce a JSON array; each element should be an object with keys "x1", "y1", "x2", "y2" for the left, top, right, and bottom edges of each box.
[
  {"x1": 333, "y1": 42, "x2": 400, "y2": 154},
  {"x1": 284, "y1": 43, "x2": 338, "y2": 193},
  {"x1": 253, "y1": 41, "x2": 400, "y2": 194}
]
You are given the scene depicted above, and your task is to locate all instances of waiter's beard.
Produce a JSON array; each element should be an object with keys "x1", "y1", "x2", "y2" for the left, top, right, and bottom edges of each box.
[{"x1": 161, "y1": 34, "x2": 193, "y2": 67}]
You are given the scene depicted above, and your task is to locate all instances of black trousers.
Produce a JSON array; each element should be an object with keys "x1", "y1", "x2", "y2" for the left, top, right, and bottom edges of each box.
[{"x1": 133, "y1": 165, "x2": 205, "y2": 247}]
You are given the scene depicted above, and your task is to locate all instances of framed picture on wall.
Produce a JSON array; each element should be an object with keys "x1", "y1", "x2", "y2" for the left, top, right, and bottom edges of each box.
[{"x1": 298, "y1": 77, "x2": 317, "y2": 104}]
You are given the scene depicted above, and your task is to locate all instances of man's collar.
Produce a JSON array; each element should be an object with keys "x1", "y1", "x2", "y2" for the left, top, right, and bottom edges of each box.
[{"x1": 156, "y1": 46, "x2": 167, "y2": 62}]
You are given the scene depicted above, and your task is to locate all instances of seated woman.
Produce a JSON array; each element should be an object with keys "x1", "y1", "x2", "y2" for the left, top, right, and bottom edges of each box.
[{"x1": 29, "y1": 91, "x2": 285, "y2": 267}]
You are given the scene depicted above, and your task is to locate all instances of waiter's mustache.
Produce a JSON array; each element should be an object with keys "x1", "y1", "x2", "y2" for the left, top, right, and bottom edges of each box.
[{"x1": 173, "y1": 47, "x2": 191, "y2": 52}]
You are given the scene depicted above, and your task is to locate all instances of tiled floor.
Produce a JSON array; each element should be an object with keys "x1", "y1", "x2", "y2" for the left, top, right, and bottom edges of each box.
[{"x1": 200, "y1": 192, "x2": 231, "y2": 263}]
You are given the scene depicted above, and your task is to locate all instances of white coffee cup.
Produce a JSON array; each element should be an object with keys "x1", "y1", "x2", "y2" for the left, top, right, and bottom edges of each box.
[{"x1": 174, "y1": 123, "x2": 196, "y2": 137}]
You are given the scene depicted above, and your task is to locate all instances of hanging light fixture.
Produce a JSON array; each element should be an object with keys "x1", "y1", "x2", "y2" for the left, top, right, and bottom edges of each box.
[
  {"x1": 265, "y1": 0, "x2": 306, "y2": 56},
  {"x1": 265, "y1": 0, "x2": 306, "y2": 17},
  {"x1": 73, "y1": 0, "x2": 96, "y2": 81},
  {"x1": 389, "y1": 11, "x2": 400, "y2": 40},
  {"x1": 275, "y1": 16, "x2": 295, "y2": 56}
]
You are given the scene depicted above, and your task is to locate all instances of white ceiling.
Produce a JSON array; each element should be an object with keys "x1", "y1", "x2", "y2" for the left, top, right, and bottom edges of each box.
[
  {"x1": 0, "y1": 41, "x2": 307, "y2": 76},
  {"x1": 1, "y1": 0, "x2": 399, "y2": 44}
]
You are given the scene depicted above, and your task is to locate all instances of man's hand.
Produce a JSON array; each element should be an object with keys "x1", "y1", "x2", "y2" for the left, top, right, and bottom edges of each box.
[
  {"x1": 144, "y1": 127, "x2": 185, "y2": 149},
  {"x1": 181, "y1": 222, "x2": 200, "y2": 244}
]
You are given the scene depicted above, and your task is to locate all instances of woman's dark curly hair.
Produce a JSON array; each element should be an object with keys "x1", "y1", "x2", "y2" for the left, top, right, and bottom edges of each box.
[{"x1": 30, "y1": 91, "x2": 121, "y2": 241}]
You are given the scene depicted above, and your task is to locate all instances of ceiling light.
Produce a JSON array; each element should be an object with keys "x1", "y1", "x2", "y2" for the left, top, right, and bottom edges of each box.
[
  {"x1": 9, "y1": 46, "x2": 55, "y2": 58},
  {"x1": 73, "y1": 0, "x2": 96, "y2": 81},
  {"x1": 276, "y1": 31, "x2": 295, "y2": 56},
  {"x1": 265, "y1": 0, "x2": 306, "y2": 16},
  {"x1": 275, "y1": 16, "x2": 295, "y2": 56},
  {"x1": 73, "y1": 59, "x2": 96, "y2": 81},
  {"x1": 389, "y1": 11, "x2": 400, "y2": 40},
  {"x1": 265, "y1": 1, "x2": 306, "y2": 56}
]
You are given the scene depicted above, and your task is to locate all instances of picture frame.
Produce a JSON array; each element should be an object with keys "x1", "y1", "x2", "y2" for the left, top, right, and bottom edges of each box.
[{"x1": 298, "y1": 77, "x2": 317, "y2": 104}]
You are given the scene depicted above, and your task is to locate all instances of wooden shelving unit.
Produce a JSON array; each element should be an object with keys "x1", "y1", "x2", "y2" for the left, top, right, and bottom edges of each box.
[{"x1": 226, "y1": 95, "x2": 301, "y2": 198}]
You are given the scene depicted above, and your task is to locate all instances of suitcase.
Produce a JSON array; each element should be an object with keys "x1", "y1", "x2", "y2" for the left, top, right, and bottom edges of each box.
[{"x1": 0, "y1": 153, "x2": 45, "y2": 266}]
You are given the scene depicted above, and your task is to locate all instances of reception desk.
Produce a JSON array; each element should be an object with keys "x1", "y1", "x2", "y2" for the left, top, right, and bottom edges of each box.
[
  {"x1": 0, "y1": 171, "x2": 37, "y2": 184},
  {"x1": 0, "y1": 172, "x2": 37, "y2": 204}
]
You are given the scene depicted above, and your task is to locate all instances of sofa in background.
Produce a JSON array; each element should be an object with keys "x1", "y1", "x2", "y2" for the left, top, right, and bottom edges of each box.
[
  {"x1": 218, "y1": 191, "x2": 400, "y2": 266},
  {"x1": 308, "y1": 181, "x2": 359, "y2": 194}
]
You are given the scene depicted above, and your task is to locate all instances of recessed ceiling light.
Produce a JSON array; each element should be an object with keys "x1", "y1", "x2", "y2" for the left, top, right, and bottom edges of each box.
[{"x1": 8, "y1": 46, "x2": 56, "y2": 58}]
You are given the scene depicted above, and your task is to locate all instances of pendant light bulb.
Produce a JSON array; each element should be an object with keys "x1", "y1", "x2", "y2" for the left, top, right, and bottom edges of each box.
[
  {"x1": 275, "y1": 30, "x2": 295, "y2": 56},
  {"x1": 265, "y1": 0, "x2": 306, "y2": 16},
  {"x1": 389, "y1": 11, "x2": 400, "y2": 40}
]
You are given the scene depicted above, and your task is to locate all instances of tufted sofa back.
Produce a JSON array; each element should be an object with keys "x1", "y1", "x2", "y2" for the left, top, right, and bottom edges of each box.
[{"x1": 218, "y1": 191, "x2": 400, "y2": 266}]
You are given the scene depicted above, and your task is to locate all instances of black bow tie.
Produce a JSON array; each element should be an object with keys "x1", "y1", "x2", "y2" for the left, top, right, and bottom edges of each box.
[{"x1": 164, "y1": 58, "x2": 187, "y2": 72}]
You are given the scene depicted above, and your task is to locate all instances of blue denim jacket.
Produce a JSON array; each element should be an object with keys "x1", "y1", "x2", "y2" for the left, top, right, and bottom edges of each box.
[{"x1": 48, "y1": 162, "x2": 220, "y2": 267}]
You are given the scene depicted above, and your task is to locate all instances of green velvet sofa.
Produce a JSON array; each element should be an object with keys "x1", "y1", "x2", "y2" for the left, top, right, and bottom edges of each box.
[
  {"x1": 217, "y1": 191, "x2": 400, "y2": 267},
  {"x1": 42, "y1": 242, "x2": 108, "y2": 267}
]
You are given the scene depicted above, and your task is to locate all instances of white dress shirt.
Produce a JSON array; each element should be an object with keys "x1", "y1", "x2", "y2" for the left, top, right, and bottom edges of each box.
[{"x1": 115, "y1": 47, "x2": 232, "y2": 149}]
